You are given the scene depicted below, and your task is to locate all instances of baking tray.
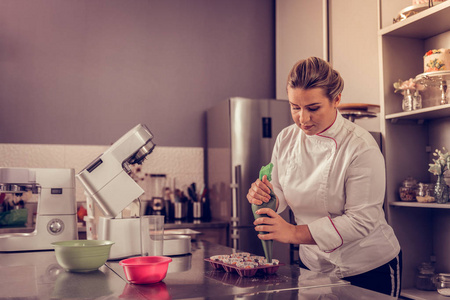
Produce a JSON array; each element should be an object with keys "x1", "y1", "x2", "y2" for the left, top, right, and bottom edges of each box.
[
  {"x1": 205, "y1": 270, "x2": 287, "y2": 287},
  {"x1": 204, "y1": 258, "x2": 284, "y2": 277}
]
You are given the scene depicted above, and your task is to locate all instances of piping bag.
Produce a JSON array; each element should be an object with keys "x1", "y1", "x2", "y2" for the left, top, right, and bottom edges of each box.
[{"x1": 251, "y1": 163, "x2": 276, "y2": 263}]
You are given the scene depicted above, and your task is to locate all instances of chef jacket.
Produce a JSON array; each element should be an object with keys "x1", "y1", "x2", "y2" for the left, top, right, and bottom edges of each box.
[{"x1": 272, "y1": 112, "x2": 400, "y2": 278}]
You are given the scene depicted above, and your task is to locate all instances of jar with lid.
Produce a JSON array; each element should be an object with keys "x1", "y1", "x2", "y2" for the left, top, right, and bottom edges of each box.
[
  {"x1": 435, "y1": 273, "x2": 450, "y2": 296},
  {"x1": 415, "y1": 262, "x2": 436, "y2": 291},
  {"x1": 399, "y1": 177, "x2": 417, "y2": 201},
  {"x1": 415, "y1": 183, "x2": 435, "y2": 203}
]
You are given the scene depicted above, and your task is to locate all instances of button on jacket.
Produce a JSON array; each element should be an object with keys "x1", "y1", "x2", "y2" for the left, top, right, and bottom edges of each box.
[{"x1": 272, "y1": 112, "x2": 400, "y2": 278}]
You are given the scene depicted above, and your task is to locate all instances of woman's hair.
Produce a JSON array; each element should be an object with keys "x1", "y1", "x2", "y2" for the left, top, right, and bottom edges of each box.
[{"x1": 286, "y1": 57, "x2": 344, "y2": 101}]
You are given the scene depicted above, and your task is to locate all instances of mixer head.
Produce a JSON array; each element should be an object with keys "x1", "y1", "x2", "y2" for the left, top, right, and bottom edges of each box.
[{"x1": 128, "y1": 140, "x2": 156, "y2": 166}]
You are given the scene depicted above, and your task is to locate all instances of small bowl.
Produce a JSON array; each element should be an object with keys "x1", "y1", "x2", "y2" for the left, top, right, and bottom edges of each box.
[
  {"x1": 52, "y1": 240, "x2": 114, "y2": 273},
  {"x1": 119, "y1": 256, "x2": 172, "y2": 284}
]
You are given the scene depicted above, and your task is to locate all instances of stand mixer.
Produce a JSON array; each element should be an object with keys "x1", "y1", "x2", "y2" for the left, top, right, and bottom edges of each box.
[
  {"x1": 0, "y1": 168, "x2": 78, "y2": 252},
  {"x1": 76, "y1": 124, "x2": 156, "y2": 259}
]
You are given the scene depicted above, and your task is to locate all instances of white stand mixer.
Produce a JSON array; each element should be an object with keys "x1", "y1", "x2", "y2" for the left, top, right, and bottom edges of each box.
[
  {"x1": 0, "y1": 168, "x2": 78, "y2": 251},
  {"x1": 77, "y1": 124, "x2": 156, "y2": 259}
]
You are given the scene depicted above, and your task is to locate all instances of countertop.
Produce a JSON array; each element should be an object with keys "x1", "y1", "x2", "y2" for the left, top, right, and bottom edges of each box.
[{"x1": 0, "y1": 240, "x2": 397, "y2": 299}]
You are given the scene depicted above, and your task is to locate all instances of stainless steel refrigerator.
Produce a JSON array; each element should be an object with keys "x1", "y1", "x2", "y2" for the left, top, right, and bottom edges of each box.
[{"x1": 206, "y1": 97, "x2": 293, "y2": 257}]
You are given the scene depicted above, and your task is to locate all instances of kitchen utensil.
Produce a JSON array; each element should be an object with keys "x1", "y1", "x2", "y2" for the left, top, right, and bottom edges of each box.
[
  {"x1": 164, "y1": 228, "x2": 202, "y2": 240},
  {"x1": 338, "y1": 103, "x2": 380, "y2": 122},
  {"x1": 174, "y1": 202, "x2": 187, "y2": 219},
  {"x1": 52, "y1": 240, "x2": 114, "y2": 272},
  {"x1": 205, "y1": 257, "x2": 283, "y2": 277},
  {"x1": 193, "y1": 201, "x2": 202, "y2": 219},
  {"x1": 119, "y1": 256, "x2": 172, "y2": 284},
  {"x1": 163, "y1": 234, "x2": 191, "y2": 256},
  {"x1": 141, "y1": 215, "x2": 164, "y2": 256},
  {"x1": 251, "y1": 163, "x2": 276, "y2": 263}
]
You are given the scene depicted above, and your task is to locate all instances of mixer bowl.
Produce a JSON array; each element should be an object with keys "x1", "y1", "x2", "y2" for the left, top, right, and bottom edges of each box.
[{"x1": 52, "y1": 240, "x2": 114, "y2": 272}]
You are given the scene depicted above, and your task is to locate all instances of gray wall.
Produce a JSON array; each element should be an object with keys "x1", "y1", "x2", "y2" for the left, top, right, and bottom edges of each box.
[{"x1": 0, "y1": 0, "x2": 275, "y2": 147}]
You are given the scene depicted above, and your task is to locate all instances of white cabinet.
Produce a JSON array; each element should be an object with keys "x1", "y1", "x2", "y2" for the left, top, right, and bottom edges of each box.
[
  {"x1": 379, "y1": 2, "x2": 450, "y2": 299},
  {"x1": 275, "y1": 0, "x2": 325, "y2": 100},
  {"x1": 276, "y1": 0, "x2": 381, "y2": 132}
]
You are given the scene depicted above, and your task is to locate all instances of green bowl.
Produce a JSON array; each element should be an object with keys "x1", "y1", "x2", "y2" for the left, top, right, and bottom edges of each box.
[{"x1": 52, "y1": 240, "x2": 114, "y2": 273}]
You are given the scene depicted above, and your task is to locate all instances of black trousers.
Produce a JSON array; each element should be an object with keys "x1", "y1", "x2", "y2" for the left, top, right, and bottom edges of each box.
[
  {"x1": 299, "y1": 251, "x2": 402, "y2": 298},
  {"x1": 342, "y1": 251, "x2": 402, "y2": 298}
]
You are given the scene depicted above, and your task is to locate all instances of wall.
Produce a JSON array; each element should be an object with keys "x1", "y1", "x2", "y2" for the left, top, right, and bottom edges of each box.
[
  {"x1": 0, "y1": 0, "x2": 275, "y2": 147},
  {"x1": 0, "y1": 143, "x2": 203, "y2": 204}
]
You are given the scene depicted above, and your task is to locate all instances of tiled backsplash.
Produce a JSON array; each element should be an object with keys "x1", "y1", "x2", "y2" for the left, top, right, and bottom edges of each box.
[{"x1": 0, "y1": 143, "x2": 204, "y2": 203}]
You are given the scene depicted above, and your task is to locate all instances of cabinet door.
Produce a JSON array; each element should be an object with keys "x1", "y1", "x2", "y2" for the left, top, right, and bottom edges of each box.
[
  {"x1": 329, "y1": 0, "x2": 380, "y2": 132},
  {"x1": 276, "y1": 0, "x2": 381, "y2": 132},
  {"x1": 275, "y1": 0, "x2": 325, "y2": 100}
]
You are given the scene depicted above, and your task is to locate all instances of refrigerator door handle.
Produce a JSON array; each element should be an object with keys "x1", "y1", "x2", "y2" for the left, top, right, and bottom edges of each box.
[{"x1": 231, "y1": 165, "x2": 241, "y2": 227}]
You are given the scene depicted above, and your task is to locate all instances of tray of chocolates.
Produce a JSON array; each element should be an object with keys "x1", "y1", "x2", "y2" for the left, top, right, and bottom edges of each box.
[{"x1": 205, "y1": 252, "x2": 283, "y2": 277}]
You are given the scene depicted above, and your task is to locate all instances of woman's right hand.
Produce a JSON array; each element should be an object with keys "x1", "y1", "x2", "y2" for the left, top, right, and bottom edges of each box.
[{"x1": 246, "y1": 175, "x2": 273, "y2": 205}]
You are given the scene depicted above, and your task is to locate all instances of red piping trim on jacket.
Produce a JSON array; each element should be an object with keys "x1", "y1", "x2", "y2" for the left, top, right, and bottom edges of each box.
[
  {"x1": 317, "y1": 133, "x2": 337, "y2": 150},
  {"x1": 316, "y1": 111, "x2": 338, "y2": 149},
  {"x1": 324, "y1": 216, "x2": 343, "y2": 253}
]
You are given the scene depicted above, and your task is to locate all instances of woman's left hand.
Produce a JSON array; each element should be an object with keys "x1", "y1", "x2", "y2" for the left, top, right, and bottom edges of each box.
[
  {"x1": 254, "y1": 208, "x2": 316, "y2": 245},
  {"x1": 253, "y1": 208, "x2": 296, "y2": 244}
]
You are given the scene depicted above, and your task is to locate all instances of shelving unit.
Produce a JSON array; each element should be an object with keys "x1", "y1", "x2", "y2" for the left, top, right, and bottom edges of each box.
[
  {"x1": 379, "y1": 1, "x2": 450, "y2": 299},
  {"x1": 385, "y1": 104, "x2": 450, "y2": 121},
  {"x1": 391, "y1": 201, "x2": 450, "y2": 209}
]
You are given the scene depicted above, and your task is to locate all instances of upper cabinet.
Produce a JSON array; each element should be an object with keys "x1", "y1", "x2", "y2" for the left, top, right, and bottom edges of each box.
[
  {"x1": 275, "y1": 0, "x2": 325, "y2": 100},
  {"x1": 276, "y1": 0, "x2": 380, "y2": 132}
]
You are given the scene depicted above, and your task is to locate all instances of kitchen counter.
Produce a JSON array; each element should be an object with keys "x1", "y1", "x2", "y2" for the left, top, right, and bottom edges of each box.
[{"x1": 0, "y1": 241, "x2": 397, "y2": 299}]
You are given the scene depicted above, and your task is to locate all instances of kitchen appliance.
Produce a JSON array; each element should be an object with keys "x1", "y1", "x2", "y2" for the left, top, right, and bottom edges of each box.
[
  {"x1": 77, "y1": 124, "x2": 156, "y2": 259},
  {"x1": 0, "y1": 167, "x2": 78, "y2": 251},
  {"x1": 206, "y1": 97, "x2": 293, "y2": 257},
  {"x1": 144, "y1": 174, "x2": 167, "y2": 216}
]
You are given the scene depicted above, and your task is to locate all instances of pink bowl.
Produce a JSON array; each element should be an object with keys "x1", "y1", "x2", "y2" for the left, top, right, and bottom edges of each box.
[{"x1": 119, "y1": 256, "x2": 172, "y2": 284}]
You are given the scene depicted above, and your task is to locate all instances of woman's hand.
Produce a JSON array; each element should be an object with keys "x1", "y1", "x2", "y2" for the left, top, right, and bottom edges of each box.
[
  {"x1": 254, "y1": 208, "x2": 316, "y2": 245},
  {"x1": 253, "y1": 208, "x2": 296, "y2": 243},
  {"x1": 246, "y1": 175, "x2": 273, "y2": 205}
]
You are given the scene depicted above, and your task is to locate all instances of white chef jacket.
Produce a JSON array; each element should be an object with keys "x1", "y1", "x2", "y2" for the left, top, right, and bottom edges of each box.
[{"x1": 272, "y1": 112, "x2": 400, "y2": 278}]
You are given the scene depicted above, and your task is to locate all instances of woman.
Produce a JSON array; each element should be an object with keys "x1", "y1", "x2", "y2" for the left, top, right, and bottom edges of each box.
[{"x1": 247, "y1": 57, "x2": 401, "y2": 297}]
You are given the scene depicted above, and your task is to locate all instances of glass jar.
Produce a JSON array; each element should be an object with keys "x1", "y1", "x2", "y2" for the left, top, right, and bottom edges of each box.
[
  {"x1": 399, "y1": 177, "x2": 417, "y2": 201},
  {"x1": 435, "y1": 174, "x2": 449, "y2": 204},
  {"x1": 415, "y1": 262, "x2": 436, "y2": 291},
  {"x1": 402, "y1": 89, "x2": 414, "y2": 111},
  {"x1": 435, "y1": 273, "x2": 450, "y2": 296},
  {"x1": 415, "y1": 183, "x2": 435, "y2": 203},
  {"x1": 413, "y1": 90, "x2": 422, "y2": 110}
]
